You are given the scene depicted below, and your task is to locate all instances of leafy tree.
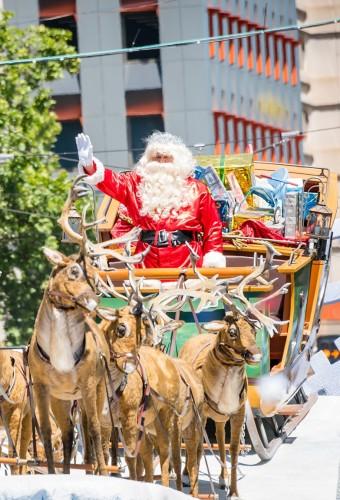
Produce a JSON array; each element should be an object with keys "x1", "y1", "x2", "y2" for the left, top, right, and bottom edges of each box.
[{"x1": 0, "y1": 12, "x2": 79, "y2": 344}]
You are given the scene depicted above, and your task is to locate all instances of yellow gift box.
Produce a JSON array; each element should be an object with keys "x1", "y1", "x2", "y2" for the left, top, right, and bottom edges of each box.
[{"x1": 195, "y1": 153, "x2": 255, "y2": 206}]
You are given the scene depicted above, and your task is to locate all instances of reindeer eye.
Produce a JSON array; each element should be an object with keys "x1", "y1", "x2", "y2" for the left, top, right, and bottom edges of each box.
[
  {"x1": 67, "y1": 265, "x2": 82, "y2": 280},
  {"x1": 117, "y1": 324, "x2": 127, "y2": 337},
  {"x1": 229, "y1": 325, "x2": 238, "y2": 338}
]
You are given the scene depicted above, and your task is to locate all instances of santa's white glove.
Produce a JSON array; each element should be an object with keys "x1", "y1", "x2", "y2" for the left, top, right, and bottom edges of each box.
[
  {"x1": 76, "y1": 133, "x2": 93, "y2": 168},
  {"x1": 75, "y1": 133, "x2": 104, "y2": 185},
  {"x1": 202, "y1": 251, "x2": 226, "y2": 268}
]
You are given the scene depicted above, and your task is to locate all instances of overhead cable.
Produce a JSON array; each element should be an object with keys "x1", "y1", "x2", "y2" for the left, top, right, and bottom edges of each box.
[
  {"x1": 0, "y1": 16, "x2": 339, "y2": 67},
  {"x1": 0, "y1": 207, "x2": 57, "y2": 219},
  {"x1": 3, "y1": 125, "x2": 339, "y2": 162}
]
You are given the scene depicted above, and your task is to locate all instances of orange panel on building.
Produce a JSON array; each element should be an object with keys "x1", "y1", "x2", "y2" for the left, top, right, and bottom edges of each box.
[
  {"x1": 120, "y1": 0, "x2": 157, "y2": 13},
  {"x1": 39, "y1": 0, "x2": 75, "y2": 19},
  {"x1": 126, "y1": 89, "x2": 163, "y2": 116},
  {"x1": 54, "y1": 95, "x2": 81, "y2": 121}
]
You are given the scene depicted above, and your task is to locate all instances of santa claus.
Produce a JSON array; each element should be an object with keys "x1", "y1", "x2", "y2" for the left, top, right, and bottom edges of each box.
[{"x1": 76, "y1": 131, "x2": 225, "y2": 269}]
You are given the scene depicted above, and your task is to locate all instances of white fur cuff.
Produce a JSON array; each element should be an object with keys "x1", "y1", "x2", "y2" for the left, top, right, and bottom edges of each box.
[
  {"x1": 202, "y1": 251, "x2": 226, "y2": 268},
  {"x1": 77, "y1": 156, "x2": 105, "y2": 185}
]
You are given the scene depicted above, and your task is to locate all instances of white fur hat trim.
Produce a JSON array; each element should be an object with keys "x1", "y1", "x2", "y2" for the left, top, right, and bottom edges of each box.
[
  {"x1": 77, "y1": 156, "x2": 105, "y2": 185},
  {"x1": 202, "y1": 251, "x2": 226, "y2": 268}
]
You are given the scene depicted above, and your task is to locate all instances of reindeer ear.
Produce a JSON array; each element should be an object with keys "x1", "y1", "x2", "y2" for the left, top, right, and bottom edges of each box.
[
  {"x1": 202, "y1": 321, "x2": 225, "y2": 332},
  {"x1": 96, "y1": 307, "x2": 118, "y2": 322},
  {"x1": 43, "y1": 247, "x2": 71, "y2": 267}
]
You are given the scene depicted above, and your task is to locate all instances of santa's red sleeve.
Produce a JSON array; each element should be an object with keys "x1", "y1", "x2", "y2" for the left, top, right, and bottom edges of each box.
[
  {"x1": 198, "y1": 185, "x2": 224, "y2": 255},
  {"x1": 96, "y1": 168, "x2": 133, "y2": 206},
  {"x1": 81, "y1": 157, "x2": 132, "y2": 206}
]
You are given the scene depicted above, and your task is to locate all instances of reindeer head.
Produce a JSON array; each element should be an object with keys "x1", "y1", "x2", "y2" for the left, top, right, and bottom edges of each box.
[
  {"x1": 203, "y1": 311, "x2": 262, "y2": 365},
  {"x1": 43, "y1": 248, "x2": 98, "y2": 312},
  {"x1": 101, "y1": 305, "x2": 148, "y2": 374}
]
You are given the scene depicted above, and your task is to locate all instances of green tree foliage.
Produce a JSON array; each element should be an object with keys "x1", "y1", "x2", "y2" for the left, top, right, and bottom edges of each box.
[{"x1": 0, "y1": 12, "x2": 79, "y2": 344}]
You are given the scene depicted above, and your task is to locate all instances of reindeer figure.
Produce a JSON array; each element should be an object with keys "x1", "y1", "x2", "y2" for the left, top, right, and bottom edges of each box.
[
  {"x1": 179, "y1": 242, "x2": 289, "y2": 498},
  {"x1": 96, "y1": 273, "x2": 204, "y2": 497},
  {"x1": 28, "y1": 175, "x2": 152, "y2": 475},
  {"x1": 28, "y1": 247, "x2": 110, "y2": 474},
  {"x1": 0, "y1": 349, "x2": 31, "y2": 472},
  {"x1": 179, "y1": 312, "x2": 261, "y2": 498}
]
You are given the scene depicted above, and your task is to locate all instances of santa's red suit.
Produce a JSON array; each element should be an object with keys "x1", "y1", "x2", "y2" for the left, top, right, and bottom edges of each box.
[{"x1": 77, "y1": 132, "x2": 225, "y2": 269}]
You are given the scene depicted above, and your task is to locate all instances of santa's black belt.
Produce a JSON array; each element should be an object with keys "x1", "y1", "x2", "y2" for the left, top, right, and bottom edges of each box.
[{"x1": 140, "y1": 229, "x2": 197, "y2": 247}]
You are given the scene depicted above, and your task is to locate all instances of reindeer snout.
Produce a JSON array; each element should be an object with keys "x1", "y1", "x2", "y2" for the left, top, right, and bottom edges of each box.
[
  {"x1": 245, "y1": 346, "x2": 262, "y2": 364},
  {"x1": 86, "y1": 297, "x2": 99, "y2": 311},
  {"x1": 249, "y1": 352, "x2": 262, "y2": 363}
]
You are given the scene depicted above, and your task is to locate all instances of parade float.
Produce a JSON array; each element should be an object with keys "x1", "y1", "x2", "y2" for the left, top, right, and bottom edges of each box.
[
  {"x1": 94, "y1": 154, "x2": 337, "y2": 460},
  {"x1": 0, "y1": 153, "x2": 336, "y2": 499}
]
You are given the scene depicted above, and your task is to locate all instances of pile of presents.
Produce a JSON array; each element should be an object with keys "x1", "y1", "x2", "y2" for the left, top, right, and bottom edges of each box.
[{"x1": 194, "y1": 154, "x2": 331, "y2": 245}]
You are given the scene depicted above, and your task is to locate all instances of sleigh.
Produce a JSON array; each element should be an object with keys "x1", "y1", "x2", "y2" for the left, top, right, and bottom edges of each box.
[{"x1": 95, "y1": 159, "x2": 337, "y2": 461}]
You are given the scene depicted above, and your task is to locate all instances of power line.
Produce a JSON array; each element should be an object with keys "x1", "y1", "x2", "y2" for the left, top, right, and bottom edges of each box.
[
  {"x1": 0, "y1": 16, "x2": 339, "y2": 67},
  {"x1": 57, "y1": 155, "x2": 131, "y2": 171},
  {"x1": 3, "y1": 124, "x2": 339, "y2": 160},
  {"x1": 11, "y1": 0, "x2": 177, "y2": 27},
  {"x1": 0, "y1": 207, "x2": 57, "y2": 219}
]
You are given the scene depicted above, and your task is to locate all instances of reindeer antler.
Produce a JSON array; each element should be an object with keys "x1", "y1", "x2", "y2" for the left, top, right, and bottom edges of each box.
[
  {"x1": 58, "y1": 177, "x2": 150, "y2": 266},
  {"x1": 58, "y1": 175, "x2": 90, "y2": 244},
  {"x1": 184, "y1": 241, "x2": 241, "y2": 292},
  {"x1": 229, "y1": 242, "x2": 290, "y2": 336}
]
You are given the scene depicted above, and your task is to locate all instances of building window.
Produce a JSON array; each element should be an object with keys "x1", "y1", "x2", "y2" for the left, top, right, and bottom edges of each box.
[
  {"x1": 256, "y1": 34, "x2": 263, "y2": 74},
  {"x1": 238, "y1": 20, "x2": 248, "y2": 68},
  {"x1": 206, "y1": 6, "x2": 299, "y2": 88},
  {"x1": 273, "y1": 35, "x2": 280, "y2": 81},
  {"x1": 213, "y1": 112, "x2": 293, "y2": 159},
  {"x1": 282, "y1": 37, "x2": 289, "y2": 83},
  {"x1": 40, "y1": 14, "x2": 78, "y2": 51},
  {"x1": 125, "y1": 89, "x2": 163, "y2": 116},
  {"x1": 265, "y1": 34, "x2": 272, "y2": 77},
  {"x1": 218, "y1": 13, "x2": 226, "y2": 61},
  {"x1": 229, "y1": 15, "x2": 238, "y2": 65},
  {"x1": 208, "y1": 9, "x2": 219, "y2": 58},
  {"x1": 127, "y1": 115, "x2": 164, "y2": 163},
  {"x1": 122, "y1": 11, "x2": 160, "y2": 61},
  {"x1": 290, "y1": 40, "x2": 299, "y2": 86},
  {"x1": 54, "y1": 120, "x2": 82, "y2": 170},
  {"x1": 247, "y1": 24, "x2": 255, "y2": 70}
]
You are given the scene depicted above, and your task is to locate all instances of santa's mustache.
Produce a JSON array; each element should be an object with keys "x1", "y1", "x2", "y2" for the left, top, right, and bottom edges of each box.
[{"x1": 140, "y1": 160, "x2": 188, "y2": 180}]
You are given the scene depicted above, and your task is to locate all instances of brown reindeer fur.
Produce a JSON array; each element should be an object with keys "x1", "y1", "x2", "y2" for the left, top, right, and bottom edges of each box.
[
  {"x1": 0, "y1": 349, "x2": 31, "y2": 472},
  {"x1": 31, "y1": 410, "x2": 64, "y2": 464},
  {"x1": 28, "y1": 248, "x2": 109, "y2": 475},
  {"x1": 102, "y1": 308, "x2": 204, "y2": 497},
  {"x1": 179, "y1": 315, "x2": 261, "y2": 498}
]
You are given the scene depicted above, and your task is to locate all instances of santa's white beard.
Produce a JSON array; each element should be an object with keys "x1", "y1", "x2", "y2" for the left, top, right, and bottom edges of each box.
[{"x1": 136, "y1": 161, "x2": 196, "y2": 221}]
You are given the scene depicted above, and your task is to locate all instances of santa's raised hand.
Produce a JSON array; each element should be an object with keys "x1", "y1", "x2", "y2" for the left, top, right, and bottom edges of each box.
[
  {"x1": 76, "y1": 133, "x2": 95, "y2": 170},
  {"x1": 76, "y1": 133, "x2": 104, "y2": 183}
]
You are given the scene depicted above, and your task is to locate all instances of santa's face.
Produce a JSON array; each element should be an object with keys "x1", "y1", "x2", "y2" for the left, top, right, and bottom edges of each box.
[{"x1": 136, "y1": 152, "x2": 196, "y2": 221}]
